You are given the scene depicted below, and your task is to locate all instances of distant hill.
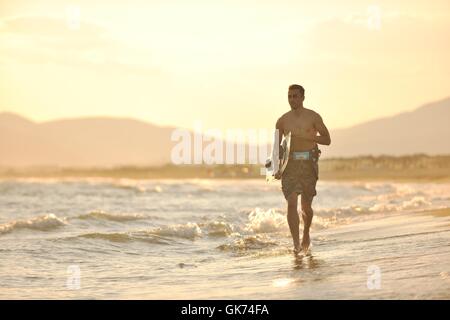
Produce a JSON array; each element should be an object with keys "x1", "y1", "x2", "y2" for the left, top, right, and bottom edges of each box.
[
  {"x1": 0, "y1": 113, "x2": 175, "y2": 167},
  {"x1": 0, "y1": 96, "x2": 449, "y2": 167},
  {"x1": 324, "y1": 97, "x2": 450, "y2": 157}
]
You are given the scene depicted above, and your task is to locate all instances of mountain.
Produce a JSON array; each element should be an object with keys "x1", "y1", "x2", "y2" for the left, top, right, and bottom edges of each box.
[
  {"x1": 323, "y1": 97, "x2": 450, "y2": 158},
  {"x1": 0, "y1": 96, "x2": 449, "y2": 167},
  {"x1": 0, "y1": 113, "x2": 176, "y2": 167}
]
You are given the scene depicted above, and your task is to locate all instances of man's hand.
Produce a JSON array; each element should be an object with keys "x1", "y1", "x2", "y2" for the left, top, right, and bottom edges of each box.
[
  {"x1": 274, "y1": 170, "x2": 282, "y2": 180},
  {"x1": 314, "y1": 115, "x2": 331, "y2": 146}
]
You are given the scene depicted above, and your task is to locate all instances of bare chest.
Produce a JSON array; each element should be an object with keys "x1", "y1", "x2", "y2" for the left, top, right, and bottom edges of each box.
[{"x1": 283, "y1": 114, "x2": 316, "y2": 135}]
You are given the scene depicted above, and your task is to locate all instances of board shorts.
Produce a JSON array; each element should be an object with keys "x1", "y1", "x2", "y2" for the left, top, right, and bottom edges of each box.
[{"x1": 281, "y1": 151, "x2": 319, "y2": 200}]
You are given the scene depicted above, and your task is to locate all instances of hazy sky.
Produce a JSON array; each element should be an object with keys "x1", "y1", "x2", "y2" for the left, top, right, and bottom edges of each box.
[{"x1": 1, "y1": 0, "x2": 449, "y2": 131}]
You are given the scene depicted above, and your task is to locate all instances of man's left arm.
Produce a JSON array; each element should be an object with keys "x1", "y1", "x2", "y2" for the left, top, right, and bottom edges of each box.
[{"x1": 312, "y1": 114, "x2": 331, "y2": 146}]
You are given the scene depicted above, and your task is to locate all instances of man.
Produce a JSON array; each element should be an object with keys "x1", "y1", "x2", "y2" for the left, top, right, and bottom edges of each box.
[{"x1": 274, "y1": 84, "x2": 331, "y2": 254}]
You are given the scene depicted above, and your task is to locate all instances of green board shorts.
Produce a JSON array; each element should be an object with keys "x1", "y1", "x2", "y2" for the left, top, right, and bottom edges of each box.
[{"x1": 281, "y1": 159, "x2": 319, "y2": 200}]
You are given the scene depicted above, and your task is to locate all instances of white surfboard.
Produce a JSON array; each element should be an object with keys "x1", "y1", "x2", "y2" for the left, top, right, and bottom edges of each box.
[{"x1": 265, "y1": 131, "x2": 291, "y2": 182}]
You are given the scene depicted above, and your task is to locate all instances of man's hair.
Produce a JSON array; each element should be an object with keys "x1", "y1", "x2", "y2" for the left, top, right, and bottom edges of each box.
[{"x1": 288, "y1": 84, "x2": 305, "y2": 96}]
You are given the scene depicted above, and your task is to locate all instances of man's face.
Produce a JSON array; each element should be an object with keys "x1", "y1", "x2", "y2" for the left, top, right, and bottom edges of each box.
[{"x1": 288, "y1": 89, "x2": 304, "y2": 110}]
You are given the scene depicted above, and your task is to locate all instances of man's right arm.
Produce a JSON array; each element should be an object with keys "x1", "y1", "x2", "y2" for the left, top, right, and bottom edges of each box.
[
  {"x1": 274, "y1": 117, "x2": 283, "y2": 179},
  {"x1": 275, "y1": 117, "x2": 284, "y2": 159}
]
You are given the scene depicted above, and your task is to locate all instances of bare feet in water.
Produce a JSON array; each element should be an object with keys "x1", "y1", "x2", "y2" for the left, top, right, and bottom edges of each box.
[
  {"x1": 293, "y1": 241, "x2": 301, "y2": 254},
  {"x1": 301, "y1": 232, "x2": 310, "y2": 252}
]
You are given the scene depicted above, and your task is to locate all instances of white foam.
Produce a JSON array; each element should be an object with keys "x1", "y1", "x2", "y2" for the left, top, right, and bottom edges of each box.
[
  {"x1": 202, "y1": 221, "x2": 234, "y2": 237},
  {"x1": 218, "y1": 234, "x2": 279, "y2": 252},
  {"x1": 0, "y1": 214, "x2": 67, "y2": 235},
  {"x1": 401, "y1": 196, "x2": 432, "y2": 210},
  {"x1": 150, "y1": 222, "x2": 202, "y2": 239},
  {"x1": 245, "y1": 208, "x2": 288, "y2": 233}
]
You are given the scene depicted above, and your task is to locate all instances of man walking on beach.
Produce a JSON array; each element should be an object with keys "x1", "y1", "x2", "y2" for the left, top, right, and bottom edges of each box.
[{"x1": 274, "y1": 84, "x2": 331, "y2": 254}]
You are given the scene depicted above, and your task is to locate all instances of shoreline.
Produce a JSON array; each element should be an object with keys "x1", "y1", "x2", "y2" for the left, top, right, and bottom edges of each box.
[
  {"x1": 0, "y1": 169, "x2": 449, "y2": 183},
  {"x1": 1, "y1": 155, "x2": 449, "y2": 182}
]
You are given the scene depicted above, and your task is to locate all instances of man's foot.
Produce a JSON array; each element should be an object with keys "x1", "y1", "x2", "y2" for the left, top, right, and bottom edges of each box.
[
  {"x1": 301, "y1": 232, "x2": 310, "y2": 252},
  {"x1": 293, "y1": 242, "x2": 301, "y2": 254}
]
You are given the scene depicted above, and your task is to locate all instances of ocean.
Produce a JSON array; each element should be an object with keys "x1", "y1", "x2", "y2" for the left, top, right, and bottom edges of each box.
[{"x1": 0, "y1": 178, "x2": 449, "y2": 299}]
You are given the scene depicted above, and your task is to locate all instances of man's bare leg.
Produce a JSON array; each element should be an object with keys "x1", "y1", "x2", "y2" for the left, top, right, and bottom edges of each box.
[
  {"x1": 286, "y1": 192, "x2": 300, "y2": 253},
  {"x1": 301, "y1": 194, "x2": 314, "y2": 252}
]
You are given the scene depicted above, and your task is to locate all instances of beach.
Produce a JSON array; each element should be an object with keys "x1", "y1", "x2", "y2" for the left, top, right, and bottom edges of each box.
[{"x1": 0, "y1": 178, "x2": 449, "y2": 299}]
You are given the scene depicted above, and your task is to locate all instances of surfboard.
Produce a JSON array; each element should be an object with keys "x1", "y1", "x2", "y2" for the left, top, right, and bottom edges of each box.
[{"x1": 265, "y1": 131, "x2": 291, "y2": 182}]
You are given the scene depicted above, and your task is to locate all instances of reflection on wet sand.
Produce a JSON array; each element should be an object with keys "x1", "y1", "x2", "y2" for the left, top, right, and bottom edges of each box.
[{"x1": 293, "y1": 253, "x2": 321, "y2": 270}]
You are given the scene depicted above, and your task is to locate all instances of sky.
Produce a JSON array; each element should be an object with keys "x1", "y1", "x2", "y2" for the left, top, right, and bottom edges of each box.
[{"x1": 1, "y1": 0, "x2": 449, "y2": 132}]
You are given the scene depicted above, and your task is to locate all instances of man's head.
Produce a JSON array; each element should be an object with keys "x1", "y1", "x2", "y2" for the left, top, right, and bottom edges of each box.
[{"x1": 288, "y1": 84, "x2": 305, "y2": 110}]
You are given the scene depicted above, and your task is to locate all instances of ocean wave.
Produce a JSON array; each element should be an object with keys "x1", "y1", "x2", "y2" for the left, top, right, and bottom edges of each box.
[
  {"x1": 311, "y1": 215, "x2": 342, "y2": 230},
  {"x1": 75, "y1": 211, "x2": 147, "y2": 222},
  {"x1": 245, "y1": 208, "x2": 288, "y2": 233},
  {"x1": 148, "y1": 222, "x2": 202, "y2": 239},
  {"x1": 0, "y1": 214, "x2": 66, "y2": 235},
  {"x1": 240, "y1": 205, "x2": 385, "y2": 233},
  {"x1": 199, "y1": 221, "x2": 235, "y2": 237},
  {"x1": 240, "y1": 207, "x2": 351, "y2": 232},
  {"x1": 218, "y1": 235, "x2": 279, "y2": 252},
  {"x1": 310, "y1": 207, "x2": 389, "y2": 229},
  {"x1": 148, "y1": 221, "x2": 235, "y2": 239},
  {"x1": 71, "y1": 222, "x2": 203, "y2": 243},
  {"x1": 367, "y1": 196, "x2": 431, "y2": 213},
  {"x1": 314, "y1": 196, "x2": 435, "y2": 220},
  {"x1": 75, "y1": 232, "x2": 174, "y2": 244},
  {"x1": 62, "y1": 222, "x2": 203, "y2": 244},
  {"x1": 239, "y1": 202, "x2": 444, "y2": 232},
  {"x1": 245, "y1": 208, "x2": 344, "y2": 231},
  {"x1": 99, "y1": 179, "x2": 164, "y2": 194}
]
